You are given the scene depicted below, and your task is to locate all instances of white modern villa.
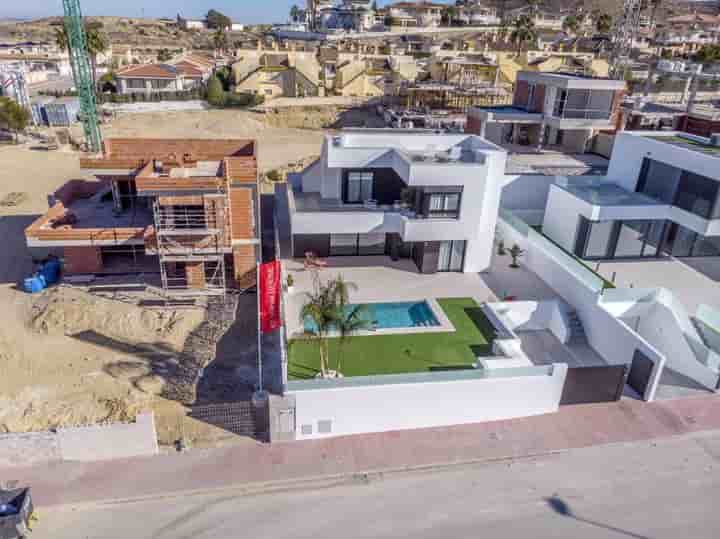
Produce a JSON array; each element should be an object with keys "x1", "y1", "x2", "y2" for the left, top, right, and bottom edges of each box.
[
  {"x1": 267, "y1": 128, "x2": 720, "y2": 443},
  {"x1": 285, "y1": 130, "x2": 507, "y2": 274},
  {"x1": 543, "y1": 131, "x2": 720, "y2": 261}
]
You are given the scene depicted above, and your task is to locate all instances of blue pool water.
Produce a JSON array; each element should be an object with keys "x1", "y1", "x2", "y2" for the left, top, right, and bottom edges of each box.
[{"x1": 303, "y1": 301, "x2": 440, "y2": 332}]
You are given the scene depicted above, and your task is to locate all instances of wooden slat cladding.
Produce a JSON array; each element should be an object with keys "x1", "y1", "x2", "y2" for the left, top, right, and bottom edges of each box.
[{"x1": 229, "y1": 187, "x2": 256, "y2": 241}]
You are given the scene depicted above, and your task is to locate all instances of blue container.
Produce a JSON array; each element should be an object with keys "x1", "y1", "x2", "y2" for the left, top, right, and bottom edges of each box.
[
  {"x1": 40, "y1": 259, "x2": 61, "y2": 285},
  {"x1": 23, "y1": 276, "x2": 45, "y2": 293}
]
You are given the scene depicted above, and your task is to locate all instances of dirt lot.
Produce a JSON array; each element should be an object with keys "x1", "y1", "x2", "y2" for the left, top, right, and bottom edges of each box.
[{"x1": 0, "y1": 107, "x2": 363, "y2": 446}]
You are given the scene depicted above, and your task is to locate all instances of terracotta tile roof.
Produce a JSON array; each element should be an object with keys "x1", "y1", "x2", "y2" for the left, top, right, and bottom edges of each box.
[
  {"x1": 174, "y1": 61, "x2": 205, "y2": 78},
  {"x1": 116, "y1": 64, "x2": 179, "y2": 79},
  {"x1": 181, "y1": 54, "x2": 215, "y2": 69}
]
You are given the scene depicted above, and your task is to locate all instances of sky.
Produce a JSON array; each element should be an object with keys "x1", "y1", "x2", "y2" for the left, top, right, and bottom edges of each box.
[{"x1": 2, "y1": 0, "x2": 453, "y2": 24}]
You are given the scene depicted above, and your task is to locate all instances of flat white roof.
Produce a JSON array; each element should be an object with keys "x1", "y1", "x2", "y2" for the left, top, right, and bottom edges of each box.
[{"x1": 517, "y1": 72, "x2": 626, "y2": 91}]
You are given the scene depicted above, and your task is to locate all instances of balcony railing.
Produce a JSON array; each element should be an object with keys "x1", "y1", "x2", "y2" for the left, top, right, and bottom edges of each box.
[{"x1": 551, "y1": 106, "x2": 612, "y2": 121}]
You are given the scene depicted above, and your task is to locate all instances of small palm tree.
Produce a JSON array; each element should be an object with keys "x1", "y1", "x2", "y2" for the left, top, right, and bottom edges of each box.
[
  {"x1": 335, "y1": 304, "x2": 370, "y2": 375},
  {"x1": 213, "y1": 29, "x2": 228, "y2": 55},
  {"x1": 562, "y1": 15, "x2": 580, "y2": 36},
  {"x1": 300, "y1": 274, "x2": 362, "y2": 378},
  {"x1": 596, "y1": 13, "x2": 612, "y2": 34},
  {"x1": 509, "y1": 15, "x2": 537, "y2": 57}
]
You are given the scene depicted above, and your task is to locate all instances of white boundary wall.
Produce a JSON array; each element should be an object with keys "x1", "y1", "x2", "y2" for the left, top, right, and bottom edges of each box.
[
  {"x1": 497, "y1": 214, "x2": 667, "y2": 401},
  {"x1": 290, "y1": 366, "x2": 567, "y2": 440}
]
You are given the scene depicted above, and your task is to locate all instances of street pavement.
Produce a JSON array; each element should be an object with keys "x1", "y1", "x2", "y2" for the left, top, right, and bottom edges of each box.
[
  {"x1": 2, "y1": 395, "x2": 719, "y2": 510},
  {"x1": 33, "y1": 430, "x2": 720, "y2": 538}
]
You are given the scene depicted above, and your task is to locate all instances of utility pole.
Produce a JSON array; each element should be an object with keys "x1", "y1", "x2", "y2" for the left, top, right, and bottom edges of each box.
[{"x1": 62, "y1": 0, "x2": 103, "y2": 152}]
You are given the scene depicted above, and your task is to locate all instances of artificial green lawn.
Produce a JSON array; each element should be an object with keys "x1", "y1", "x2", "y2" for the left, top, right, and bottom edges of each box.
[{"x1": 287, "y1": 297, "x2": 496, "y2": 379}]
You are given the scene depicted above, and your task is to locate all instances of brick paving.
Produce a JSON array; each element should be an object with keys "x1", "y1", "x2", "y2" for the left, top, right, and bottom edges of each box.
[{"x1": 2, "y1": 395, "x2": 719, "y2": 508}]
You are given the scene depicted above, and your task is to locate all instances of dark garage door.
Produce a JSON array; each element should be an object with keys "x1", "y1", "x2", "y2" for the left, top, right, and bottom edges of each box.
[{"x1": 560, "y1": 365, "x2": 629, "y2": 405}]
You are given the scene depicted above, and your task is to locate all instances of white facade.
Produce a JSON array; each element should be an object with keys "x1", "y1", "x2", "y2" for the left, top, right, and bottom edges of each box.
[
  {"x1": 288, "y1": 130, "x2": 508, "y2": 273},
  {"x1": 289, "y1": 365, "x2": 567, "y2": 440}
]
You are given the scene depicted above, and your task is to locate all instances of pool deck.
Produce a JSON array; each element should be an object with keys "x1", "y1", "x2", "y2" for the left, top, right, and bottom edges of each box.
[
  {"x1": 283, "y1": 257, "x2": 498, "y2": 338},
  {"x1": 296, "y1": 298, "x2": 456, "y2": 338}
]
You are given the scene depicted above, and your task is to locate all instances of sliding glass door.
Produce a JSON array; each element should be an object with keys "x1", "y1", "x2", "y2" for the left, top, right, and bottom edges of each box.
[{"x1": 437, "y1": 240, "x2": 465, "y2": 272}]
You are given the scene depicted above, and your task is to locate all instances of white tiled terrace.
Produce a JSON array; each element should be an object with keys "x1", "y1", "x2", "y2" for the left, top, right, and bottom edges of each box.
[{"x1": 282, "y1": 254, "x2": 567, "y2": 338}]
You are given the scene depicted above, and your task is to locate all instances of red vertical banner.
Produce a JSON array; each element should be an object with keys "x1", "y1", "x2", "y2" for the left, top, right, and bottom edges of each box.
[{"x1": 259, "y1": 260, "x2": 282, "y2": 333}]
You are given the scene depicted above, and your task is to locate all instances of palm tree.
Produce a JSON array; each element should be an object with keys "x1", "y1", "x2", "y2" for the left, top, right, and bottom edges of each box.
[
  {"x1": 509, "y1": 15, "x2": 538, "y2": 56},
  {"x1": 562, "y1": 14, "x2": 580, "y2": 36},
  {"x1": 299, "y1": 274, "x2": 364, "y2": 378},
  {"x1": 213, "y1": 28, "x2": 228, "y2": 55},
  {"x1": 596, "y1": 13, "x2": 612, "y2": 34},
  {"x1": 335, "y1": 304, "x2": 370, "y2": 375},
  {"x1": 290, "y1": 4, "x2": 301, "y2": 23},
  {"x1": 85, "y1": 27, "x2": 109, "y2": 89},
  {"x1": 55, "y1": 24, "x2": 108, "y2": 89}
]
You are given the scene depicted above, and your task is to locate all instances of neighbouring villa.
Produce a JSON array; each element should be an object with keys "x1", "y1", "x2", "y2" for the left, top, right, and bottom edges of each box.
[{"x1": 264, "y1": 128, "x2": 720, "y2": 442}]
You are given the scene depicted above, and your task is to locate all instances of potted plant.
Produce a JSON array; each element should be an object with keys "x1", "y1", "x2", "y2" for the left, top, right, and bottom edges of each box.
[
  {"x1": 509, "y1": 244, "x2": 525, "y2": 268},
  {"x1": 497, "y1": 239, "x2": 507, "y2": 256},
  {"x1": 286, "y1": 274, "x2": 295, "y2": 294}
]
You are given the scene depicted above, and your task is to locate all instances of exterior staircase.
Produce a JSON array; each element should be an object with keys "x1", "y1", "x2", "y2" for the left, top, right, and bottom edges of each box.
[{"x1": 567, "y1": 310, "x2": 587, "y2": 345}]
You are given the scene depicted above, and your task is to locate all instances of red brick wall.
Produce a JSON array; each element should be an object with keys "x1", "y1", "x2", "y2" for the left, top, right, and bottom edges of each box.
[
  {"x1": 63, "y1": 246, "x2": 102, "y2": 274},
  {"x1": 185, "y1": 261, "x2": 206, "y2": 289},
  {"x1": 682, "y1": 116, "x2": 720, "y2": 138},
  {"x1": 513, "y1": 80, "x2": 529, "y2": 108},
  {"x1": 465, "y1": 114, "x2": 481, "y2": 135},
  {"x1": 530, "y1": 84, "x2": 545, "y2": 113},
  {"x1": 233, "y1": 244, "x2": 257, "y2": 289}
]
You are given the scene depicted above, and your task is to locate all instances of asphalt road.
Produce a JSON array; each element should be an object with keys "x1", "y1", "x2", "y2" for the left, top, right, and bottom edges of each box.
[{"x1": 35, "y1": 431, "x2": 720, "y2": 538}]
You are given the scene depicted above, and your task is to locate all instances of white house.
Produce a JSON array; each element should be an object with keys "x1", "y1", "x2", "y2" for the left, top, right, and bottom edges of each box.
[
  {"x1": 468, "y1": 72, "x2": 626, "y2": 154},
  {"x1": 543, "y1": 131, "x2": 720, "y2": 261},
  {"x1": 285, "y1": 129, "x2": 508, "y2": 273}
]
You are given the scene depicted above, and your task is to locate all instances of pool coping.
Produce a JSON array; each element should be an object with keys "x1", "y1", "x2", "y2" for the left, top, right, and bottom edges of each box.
[{"x1": 292, "y1": 297, "x2": 457, "y2": 338}]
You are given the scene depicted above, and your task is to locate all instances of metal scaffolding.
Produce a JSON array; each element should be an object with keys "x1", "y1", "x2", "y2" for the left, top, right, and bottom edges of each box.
[{"x1": 152, "y1": 200, "x2": 227, "y2": 297}]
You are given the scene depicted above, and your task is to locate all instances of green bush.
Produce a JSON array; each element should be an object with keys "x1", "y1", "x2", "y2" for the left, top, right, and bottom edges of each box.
[{"x1": 206, "y1": 75, "x2": 226, "y2": 106}]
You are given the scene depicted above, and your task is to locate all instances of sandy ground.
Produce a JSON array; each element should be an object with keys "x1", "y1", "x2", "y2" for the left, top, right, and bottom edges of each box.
[
  {"x1": 0, "y1": 107, "x2": 359, "y2": 445},
  {"x1": 85, "y1": 109, "x2": 327, "y2": 172}
]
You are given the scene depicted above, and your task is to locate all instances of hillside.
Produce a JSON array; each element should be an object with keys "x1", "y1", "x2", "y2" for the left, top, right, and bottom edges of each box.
[{"x1": 0, "y1": 16, "x2": 255, "y2": 50}]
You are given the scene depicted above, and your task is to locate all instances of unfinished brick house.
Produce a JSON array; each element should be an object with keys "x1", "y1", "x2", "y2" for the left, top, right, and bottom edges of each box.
[{"x1": 25, "y1": 138, "x2": 259, "y2": 296}]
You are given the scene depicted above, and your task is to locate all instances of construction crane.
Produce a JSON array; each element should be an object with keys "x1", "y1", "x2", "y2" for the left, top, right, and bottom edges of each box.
[
  {"x1": 62, "y1": 0, "x2": 102, "y2": 152},
  {"x1": 608, "y1": 0, "x2": 643, "y2": 80}
]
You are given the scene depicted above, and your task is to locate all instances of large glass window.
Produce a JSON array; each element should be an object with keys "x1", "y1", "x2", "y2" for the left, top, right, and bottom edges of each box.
[
  {"x1": 358, "y1": 233, "x2": 386, "y2": 255},
  {"x1": 347, "y1": 172, "x2": 373, "y2": 203},
  {"x1": 585, "y1": 220, "x2": 614, "y2": 258},
  {"x1": 614, "y1": 221, "x2": 647, "y2": 258},
  {"x1": 330, "y1": 234, "x2": 359, "y2": 256},
  {"x1": 437, "y1": 240, "x2": 465, "y2": 272},
  {"x1": 637, "y1": 158, "x2": 720, "y2": 219},
  {"x1": 636, "y1": 158, "x2": 681, "y2": 204},
  {"x1": 675, "y1": 170, "x2": 719, "y2": 219},
  {"x1": 427, "y1": 192, "x2": 460, "y2": 218},
  {"x1": 330, "y1": 233, "x2": 386, "y2": 256}
]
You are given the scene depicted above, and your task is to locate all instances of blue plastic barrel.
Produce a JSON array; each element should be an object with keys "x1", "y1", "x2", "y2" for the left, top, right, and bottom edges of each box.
[
  {"x1": 41, "y1": 259, "x2": 61, "y2": 285},
  {"x1": 24, "y1": 276, "x2": 45, "y2": 293}
]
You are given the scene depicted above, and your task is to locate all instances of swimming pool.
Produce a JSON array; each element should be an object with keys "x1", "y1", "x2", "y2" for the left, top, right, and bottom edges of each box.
[{"x1": 303, "y1": 300, "x2": 440, "y2": 332}]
